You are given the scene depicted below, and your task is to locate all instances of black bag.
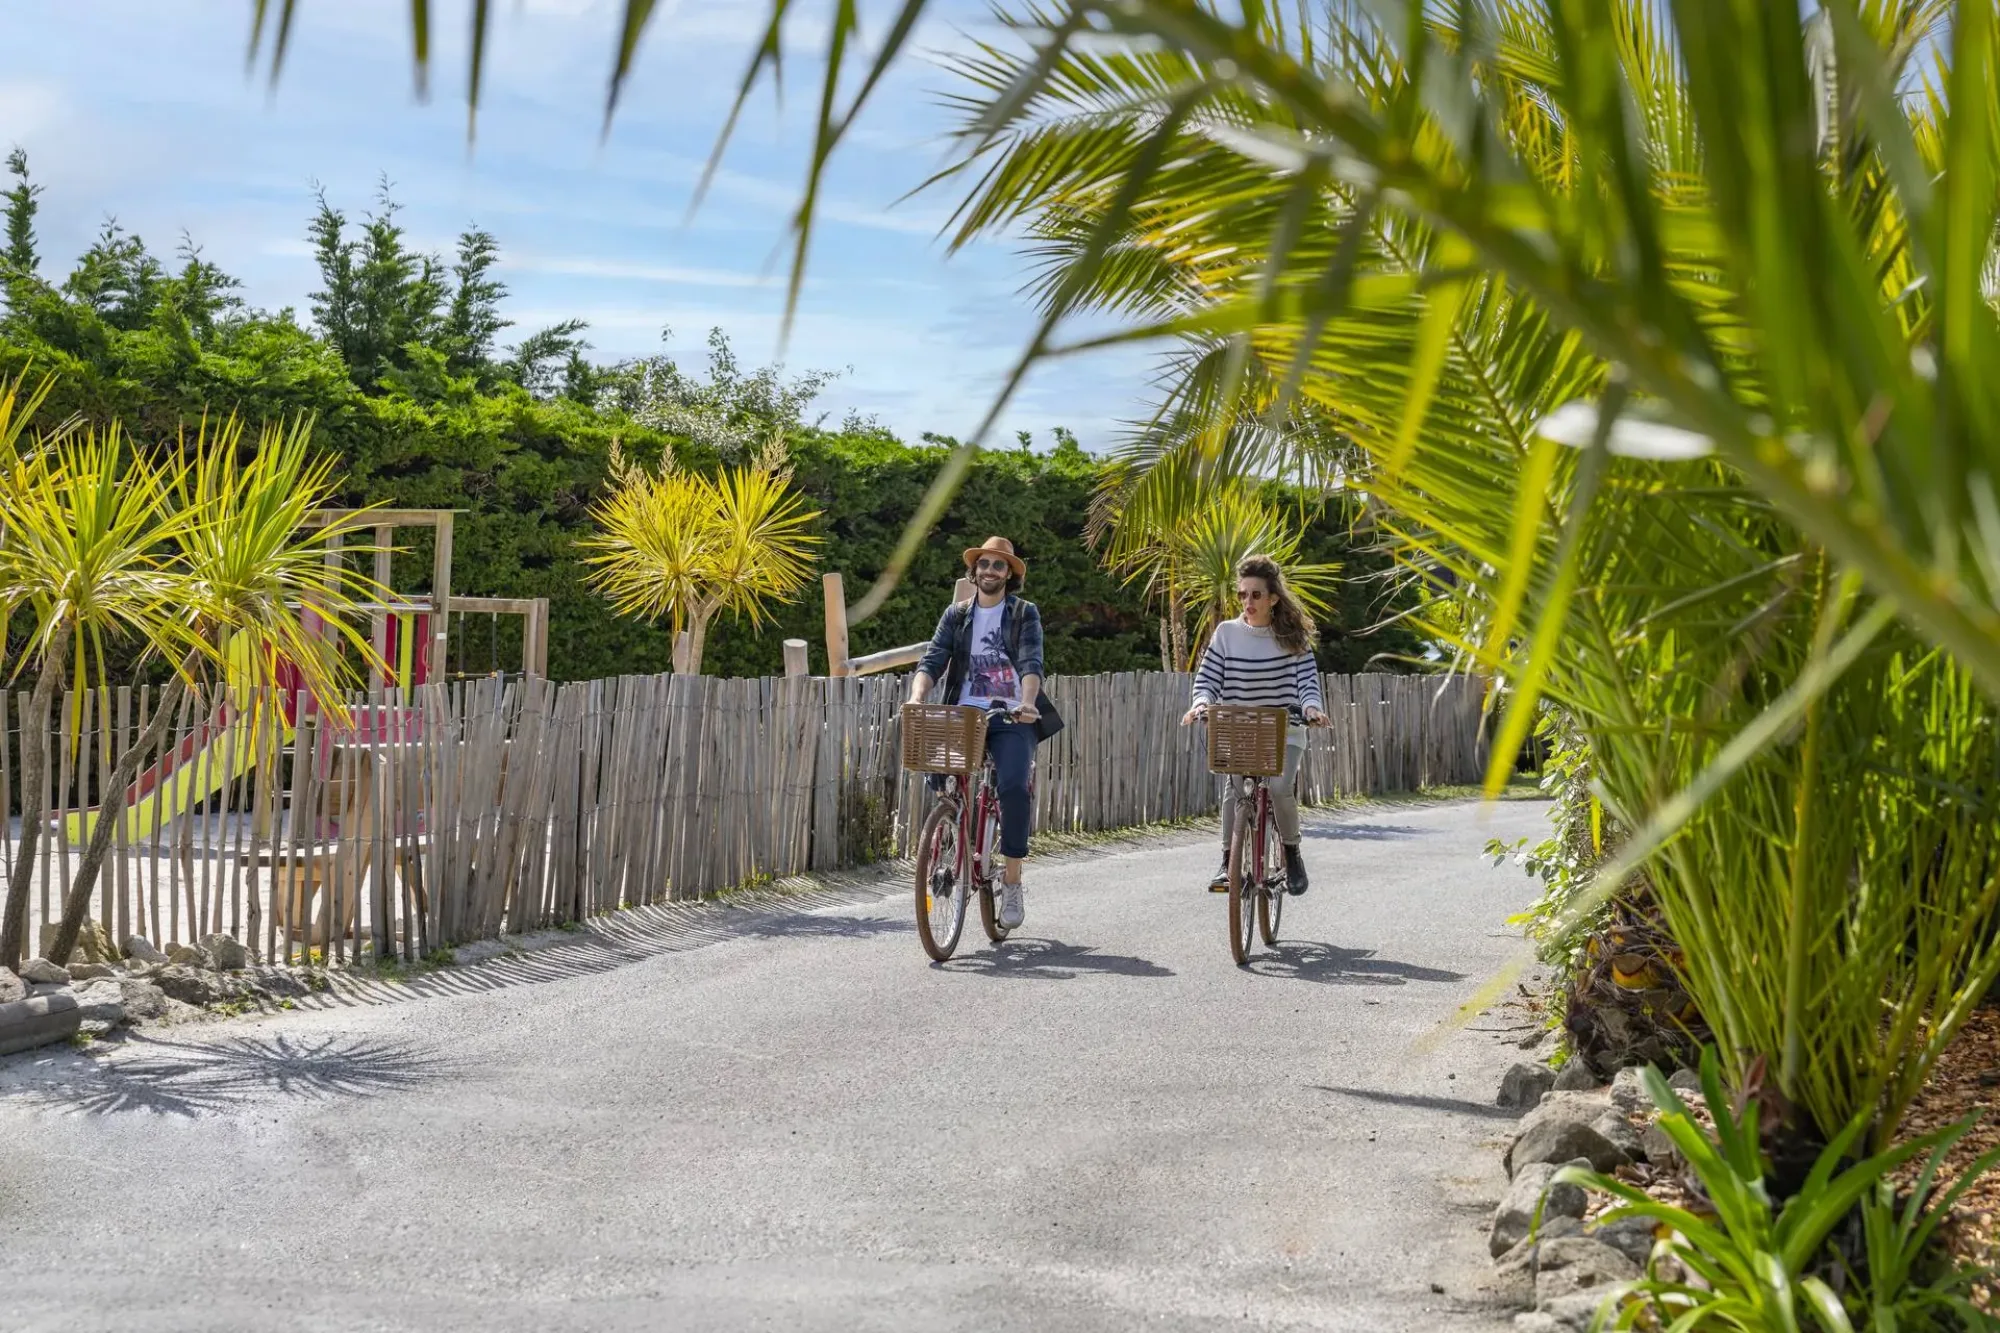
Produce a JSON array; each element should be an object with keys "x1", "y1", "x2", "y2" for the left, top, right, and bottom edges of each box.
[{"x1": 1028, "y1": 691, "x2": 1064, "y2": 743}]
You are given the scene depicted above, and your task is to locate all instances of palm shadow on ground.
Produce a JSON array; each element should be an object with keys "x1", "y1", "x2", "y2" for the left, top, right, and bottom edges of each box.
[
  {"x1": 936, "y1": 936, "x2": 1174, "y2": 980},
  {"x1": 5, "y1": 1032, "x2": 459, "y2": 1118},
  {"x1": 1244, "y1": 941, "x2": 1464, "y2": 986},
  {"x1": 1310, "y1": 1084, "x2": 1522, "y2": 1121}
]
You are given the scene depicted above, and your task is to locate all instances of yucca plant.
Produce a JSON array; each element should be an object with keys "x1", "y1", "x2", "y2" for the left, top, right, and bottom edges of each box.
[
  {"x1": 581, "y1": 437, "x2": 821, "y2": 674},
  {"x1": 0, "y1": 422, "x2": 198, "y2": 969},
  {"x1": 40, "y1": 414, "x2": 386, "y2": 967}
]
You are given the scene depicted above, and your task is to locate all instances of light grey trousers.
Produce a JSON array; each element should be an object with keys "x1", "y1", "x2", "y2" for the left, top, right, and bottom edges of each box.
[{"x1": 1220, "y1": 730, "x2": 1307, "y2": 849}]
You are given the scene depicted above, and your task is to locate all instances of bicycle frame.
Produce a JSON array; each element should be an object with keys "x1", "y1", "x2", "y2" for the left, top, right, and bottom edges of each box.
[
  {"x1": 935, "y1": 757, "x2": 1036, "y2": 893},
  {"x1": 1231, "y1": 775, "x2": 1276, "y2": 887}
]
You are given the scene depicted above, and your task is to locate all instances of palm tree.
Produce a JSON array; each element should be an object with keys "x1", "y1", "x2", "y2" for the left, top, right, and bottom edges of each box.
[
  {"x1": 40, "y1": 415, "x2": 384, "y2": 966},
  {"x1": 581, "y1": 436, "x2": 822, "y2": 675},
  {"x1": 1101, "y1": 478, "x2": 1339, "y2": 668}
]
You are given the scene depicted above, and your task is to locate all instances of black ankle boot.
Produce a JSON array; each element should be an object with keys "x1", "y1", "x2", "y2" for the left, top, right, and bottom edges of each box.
[
  {"x1": 1209, "y1": 852, "x2": 1230, "y2": 892},
  {"x1": 1284, "y1": 844, "x2": 1308, "y2": 895}
]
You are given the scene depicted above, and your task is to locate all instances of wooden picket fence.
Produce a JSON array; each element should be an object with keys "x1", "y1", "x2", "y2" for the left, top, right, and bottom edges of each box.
[{"x1": 6, "y1": 670, "x2": 1488, "y2": 964}]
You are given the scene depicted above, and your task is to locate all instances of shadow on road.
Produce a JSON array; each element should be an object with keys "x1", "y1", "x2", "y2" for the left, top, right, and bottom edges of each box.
[
  {"x1": 1310, "y1": 1083, "x2": 1522, "y2": 1122},
  {"x1": 937, "y1": 937, "x2": 1174, "y2": 980},
  {"x1": 8, "y1": 1033, "x2": 459, "y2": 1118},
  {"x1": 1245, "y1": 941, "x2": 1464, "y2": 986},
  {"x1": 1299, "y1": 823, "x2": 1424, "y2": 842},
  {"x1": 738, "y1": 913, "x2": 910, "y2": 941}
]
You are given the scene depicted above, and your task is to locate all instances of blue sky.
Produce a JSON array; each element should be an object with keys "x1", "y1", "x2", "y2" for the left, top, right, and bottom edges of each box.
[{"x1": 0, "y1": 1, "x2": 1160, "y2": 446}]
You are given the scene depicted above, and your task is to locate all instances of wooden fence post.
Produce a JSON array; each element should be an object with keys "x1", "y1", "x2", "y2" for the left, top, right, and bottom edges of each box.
[
  {"x1": 782, "y1": 640, "x2": 809, "y2": 678},
  {"x1": 824, "y1": 573, "x2": 851, "y2": 678}
]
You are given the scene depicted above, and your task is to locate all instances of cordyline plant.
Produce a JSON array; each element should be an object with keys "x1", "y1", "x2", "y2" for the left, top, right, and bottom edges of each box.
[
  {"x1": 581, "y1": 436, "x2": 821, "y2": 675},
  {"x1": 0, "y1": 412, "x2": 384, "y2": 970}
]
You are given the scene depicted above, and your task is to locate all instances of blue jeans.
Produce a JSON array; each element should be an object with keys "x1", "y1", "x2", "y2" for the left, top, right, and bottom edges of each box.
[
  {"x1": 985, "y1": 718, "x2": 1034, "y2": 859},
  {"x1": 927, "y1": 717, "x2": 1034, "y2": 859}
]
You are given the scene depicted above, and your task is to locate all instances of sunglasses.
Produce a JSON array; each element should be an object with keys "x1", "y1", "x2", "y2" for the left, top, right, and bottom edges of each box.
[
  {"x1": 974, "y1": 559, "x2": 1012, "y2": 573},
  {"x1": 1237, "y1": 588, "x2": 1270, "y2": 601}
]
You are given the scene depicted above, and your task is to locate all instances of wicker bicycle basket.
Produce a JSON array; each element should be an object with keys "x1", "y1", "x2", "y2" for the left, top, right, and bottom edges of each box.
[
  {"x1": 1206, "y1": 705, "x2": 1289, "y2": 777},
  {"x1": 900, "y1": 703, "x2": 989, "y2": 775}
]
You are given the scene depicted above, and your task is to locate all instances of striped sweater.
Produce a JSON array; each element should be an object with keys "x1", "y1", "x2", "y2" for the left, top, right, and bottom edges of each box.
[{"x1": 1191, "y1": 619, "x2": 1324, "y2": 716}]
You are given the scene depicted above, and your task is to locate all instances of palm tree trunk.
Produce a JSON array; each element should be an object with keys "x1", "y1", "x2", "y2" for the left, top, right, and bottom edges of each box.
[
  {"x1": 47, "y1": 668, "x2": 192, "y2": 966},
  {"x1": 1158, "y1": 617, "x2": 1172, "y2": 673},
  {"x1": 0, "y1": 631, "x2": 72, "y2": 969}
]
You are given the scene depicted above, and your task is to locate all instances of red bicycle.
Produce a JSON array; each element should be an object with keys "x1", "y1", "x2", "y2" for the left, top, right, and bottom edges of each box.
[
  {"x1": 1196, "y1": 704, "x2": 1323, "y2": 965},
  {"x1": 903, "y1": 702, "x2": 1035, "y2": 961}
]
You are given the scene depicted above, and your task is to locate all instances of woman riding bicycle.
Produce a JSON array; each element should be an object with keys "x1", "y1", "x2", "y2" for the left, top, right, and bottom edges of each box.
[{"x1": 1181, "y1": 554, "x2": 1327, "y2": 895}]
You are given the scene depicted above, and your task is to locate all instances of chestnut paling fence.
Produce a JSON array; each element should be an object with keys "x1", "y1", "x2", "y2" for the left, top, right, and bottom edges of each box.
[{"x1": 6, "y1": 670, "x2": 1489, "y2": 964}]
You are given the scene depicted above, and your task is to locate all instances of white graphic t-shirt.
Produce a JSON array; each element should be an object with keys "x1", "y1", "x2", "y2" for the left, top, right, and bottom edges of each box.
[{"x1": 956, "y1": 601, "x2": 1021, "y2": 708}]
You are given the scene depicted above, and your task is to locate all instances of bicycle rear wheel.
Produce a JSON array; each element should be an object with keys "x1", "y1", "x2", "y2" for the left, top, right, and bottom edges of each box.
[
  {"x1": 914, "y1": 800, "x2": 967, "y2": 961},
  {"x1": 975, "y1": 797, "x2": 1010, "y2": 943},
  {"x1": 1256, "y1": 798, "x2": 1284, "y2": 947},
  {"x1": 1226, "y1": 799, "x2": 1256, "y2": 966}
]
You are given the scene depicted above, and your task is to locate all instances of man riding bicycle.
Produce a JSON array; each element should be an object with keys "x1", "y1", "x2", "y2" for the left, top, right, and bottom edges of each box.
[
  {"x1": 1182, "y1": 554, "x2": 1328, "y2": 895},
  {"x1": 909, "y1": 536, "x2": 1044, "y2": 931}
]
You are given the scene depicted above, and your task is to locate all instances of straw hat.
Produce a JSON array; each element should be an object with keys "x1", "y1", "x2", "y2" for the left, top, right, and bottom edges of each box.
[{"x1": 962, "y1": 536, "x2": 1027, "y2": 579}]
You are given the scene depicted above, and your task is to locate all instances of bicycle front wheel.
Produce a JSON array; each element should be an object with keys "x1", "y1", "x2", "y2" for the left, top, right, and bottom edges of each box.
[
  {"x1": 914, "y1": 800, "x2": 967, "y2": 961},
  {"x1": 1256, "y1": 799, "x2": 1284, "y2": 947},
  {"x1": 1226, "y1": 801, "x2": 1256, "y2": 966}
]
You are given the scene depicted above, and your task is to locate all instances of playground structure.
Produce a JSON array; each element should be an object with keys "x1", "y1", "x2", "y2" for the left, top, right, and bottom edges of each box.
[{"x1": 50, "y1": 508, "x2": 551, "y2": 942}]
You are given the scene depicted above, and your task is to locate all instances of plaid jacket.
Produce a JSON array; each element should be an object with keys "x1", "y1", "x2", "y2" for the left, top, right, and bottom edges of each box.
[{"x1": 916, "y1": 594, "x2": 1045, "y2": 704}]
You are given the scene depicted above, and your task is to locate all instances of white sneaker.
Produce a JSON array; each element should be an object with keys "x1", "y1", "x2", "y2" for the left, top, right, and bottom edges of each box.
[{"x1": 1000, "y1": 877, "x2": 1025, "y2": 930}]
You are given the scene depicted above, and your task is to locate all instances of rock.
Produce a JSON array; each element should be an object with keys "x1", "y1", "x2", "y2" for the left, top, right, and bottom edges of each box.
[
  {"x1": 1498, "y1": 1062, "x2": 1557, "y2": 1112},
  {"x1": 167, "y1": 943, "x2": 214, "y2": 970},
  {"x1": 1590, "y1": 1110, "x2": 1646, "y2": 1163},
  {"x1": 243, "y1": 971, "x2": 310, "y2": 1000},
  {"x1": 1531, "y1": 1290, "x2": 1627, "y2": 1332},
  {"x1": 1610, "y1": 1065, "x2": 1654, "y2": 1116},
  {"x1": 40, "y1": 919, "x2": 113, "y2": 964},
  {"x1": 1495, "y1": 1215, "x2": 1584, "y2": 1279},
  {"x1": 1667, "y1": 1067, "x2": 1702, "y2": 1098},
  {"x1": 199, "y1": 933, "x2": 249, "y2": 972},
  {"x1": 1552, "y1": 1061, "x2": 1599, "y2": 1092},
  {"x1": 1535, "y1": 1236, "x2": 1639, "y2": 1307},
  {"x1": 70, "y1": 978, "x2": 127, "y2": 1035},
  {"x1": 1504, "y1": 1092, "x2": 1616, "y2": 1176},
  {"x1": 0, "y1": 992, "x2": 81, "y2": 1056},
  {"x1": 0, "y1": 970, "x2": 21, "y2": 1005},
  {"x1": 122, "y1": 935, "x2": 168, "y2": 965},
  {"x1": 150, "y1": 964, "x2": 237, "y2": 1007},
  {"x1": 116, "y1": 978, "x2": 171, "y2": 1024},
  {"x1": 1589, "y1": 1214, "x2": 1661, "y2": 1267},
  {"x1": 18, "y1": 957, "x2": 70, "y2": 986},
  {"x1": 1491, "y1": 1161, "x2": 1590, "y2": 1257},
  {"x1": 1639, "y1": 1118, "x2": 1680, "y2": 1169},
  {"x1": 69, "y1": 962, "x2": 117, "y2": 981},
  {"x1": 1510, "y1": 1118, "x2": 1629, "y2": 1177}
]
